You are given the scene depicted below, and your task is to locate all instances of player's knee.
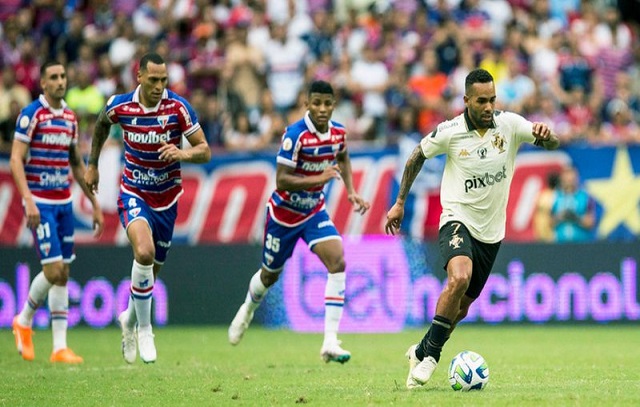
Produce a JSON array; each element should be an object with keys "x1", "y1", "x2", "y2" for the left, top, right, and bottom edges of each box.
[
  {"x1": 46, "y1": 262, "x2": 68, "y2": 284},
  {"x1": 446, "y1": 270, "x2": 471, "y2": 295},
  {"x1": 260, "y1": 268, "x2": 280, "y2": 287},
  {"x1": 135, "y1": 250, "x2": 155, "y2": 266},
  {"x1": 327, "y1": 256, "x2": 345, "y2": 274}
]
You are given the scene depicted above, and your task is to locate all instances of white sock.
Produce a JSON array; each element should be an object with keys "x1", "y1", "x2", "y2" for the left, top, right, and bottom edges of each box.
[
  {"x1": 245, "y1": 270, "x2": 269, "y2": 313},
  {"x1": 324, "y1": 272, "x2": 346, "y2": 344},
  {"x1": 130, "y1": 260, "x2": 154, "y2": 332},
  {"x1": 123, "y1": 295, "x2": 137, "y2": 328},
  {"x1": 48, "y1": 285, "x2": 68, "y2": 352},
  {"x1": 18, "y1": 271, "x2": 52, "y2": 327}
]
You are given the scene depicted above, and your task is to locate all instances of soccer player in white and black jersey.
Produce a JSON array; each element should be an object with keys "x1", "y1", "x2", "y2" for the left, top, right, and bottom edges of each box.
[{"x1": 385, "y1": 68, "x2": 560, "y2": 389}]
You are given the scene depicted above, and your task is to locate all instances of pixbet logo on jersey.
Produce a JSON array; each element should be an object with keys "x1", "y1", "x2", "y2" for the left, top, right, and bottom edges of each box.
[{"x1": 464, "y1": 166, "x2": 507, "y2": 193}]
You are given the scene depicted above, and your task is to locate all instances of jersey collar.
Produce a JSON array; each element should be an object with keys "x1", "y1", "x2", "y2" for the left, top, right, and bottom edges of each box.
[
  {"x1": 39, "y1": 94, "x2": 67, "y2": 115},
  {"x1": 464, "y1": 108, "x2": 496, "y2": 131},
  {"x1": 132, "y1": 85, "x2": 168, "y2": 113},
  {"x1": 304, "y1": 111, "x2": 332, "y2": 141}
]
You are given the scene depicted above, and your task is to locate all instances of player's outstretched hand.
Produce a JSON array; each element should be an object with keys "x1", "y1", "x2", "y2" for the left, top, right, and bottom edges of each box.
[
  {"x1": 348, "y1": 194, "x2": 370, "y2": 215},
  {"x1": 385, "y1": 203, "x2": 405, "y2": 235}
]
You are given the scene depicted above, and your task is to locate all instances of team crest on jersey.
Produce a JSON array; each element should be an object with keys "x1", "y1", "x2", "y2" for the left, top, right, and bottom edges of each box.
[
  {"x1": 129, "y1": 207, "x2": 141, "y2": 217},
  {"x1": 459, "y1": 149, "x2": 470, "y2": 157},
  {"x1": 19, "y1": 115, "x2": 30, "y2": 129},
  {"x1": 492, "y1": 133, "x2": 506, "y2": 153},
  {"x1": 39, "y1": 242, "x2": 51, "y2": 256},
  {"x1": 449, "y1": 234, "x2": 464, "y2": 249},
  {"x1": 157, "y1": 115, "x2": 170, "y2": 128}
]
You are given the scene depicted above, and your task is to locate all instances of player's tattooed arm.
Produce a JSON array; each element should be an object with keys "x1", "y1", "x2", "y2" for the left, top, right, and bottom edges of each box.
[
  {"x1": 88, "y1": 108, "x2": 112, "y2": 167},
  {"x1": 395, "y1": 145, "x2": 426, "y2": 205}
]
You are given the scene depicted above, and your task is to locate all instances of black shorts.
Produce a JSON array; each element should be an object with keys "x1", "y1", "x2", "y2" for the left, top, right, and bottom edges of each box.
[{"x1": 438, "y1": 221, "x2": 501, "y2": 299}]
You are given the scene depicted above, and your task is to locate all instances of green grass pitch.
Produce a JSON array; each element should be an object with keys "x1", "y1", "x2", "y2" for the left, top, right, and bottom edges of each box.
[{"x1": 1, "y1": 325, "x2": 639, "y2": 406}]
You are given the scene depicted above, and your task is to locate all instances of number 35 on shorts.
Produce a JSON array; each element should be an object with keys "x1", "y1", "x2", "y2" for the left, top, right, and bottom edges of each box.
[{"x1": 265, "y1": 233, "x2": 280, "y2": 253}]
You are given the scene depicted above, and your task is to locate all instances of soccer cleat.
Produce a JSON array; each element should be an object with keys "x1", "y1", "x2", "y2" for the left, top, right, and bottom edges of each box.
[
  {"x1": 320, "y1": 339, "x2": 351, "y2": 364},
  {"x1": 138, "y1": 329, "x2": 156, "y2": 364},
  {"x1": 50, "y1": 348, "x2": 83, "y2": 364},
  {"x1": 405, "y1": 344, "x2": 421, "y2": 389},
  {"x1": 405, "y1": 344, "x2": 438, "y2": 389},
  {"x1": 118, "y1": 312, "x2": 137, "y2": 364},
  {"x1": 228, "y1": 303, "x2": 254, "y2": 346},
  {"x1": 12, "y1": 316, "x2": 34, "y2": 361}
]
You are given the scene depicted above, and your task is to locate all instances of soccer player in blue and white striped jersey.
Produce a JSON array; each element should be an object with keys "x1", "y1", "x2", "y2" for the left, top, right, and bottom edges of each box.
[{"x1": 10, "y1": 60, "x2": 104, "y2": 364}]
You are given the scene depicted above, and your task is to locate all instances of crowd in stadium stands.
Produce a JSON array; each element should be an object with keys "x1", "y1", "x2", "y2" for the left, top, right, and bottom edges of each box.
[{"x1": 1, "y1": 0, "x2": 639, "y2": 157}]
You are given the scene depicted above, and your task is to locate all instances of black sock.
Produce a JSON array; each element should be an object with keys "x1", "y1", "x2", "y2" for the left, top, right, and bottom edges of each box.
[{"x1": 417, "y1": 315, "x2": 452, "y2": 362}]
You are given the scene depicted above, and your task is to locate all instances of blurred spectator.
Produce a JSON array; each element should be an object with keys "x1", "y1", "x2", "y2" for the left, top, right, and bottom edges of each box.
[
  {"x1": 564, "y1": 85, "x2": 596, "y2": 143},
  {"x1": 38, "y1": 0, "x2": 67, "y2": 60},
  {"x1": 598, "y1": 99, "x2": 640, "y2": 145},
  {"x1": 495, "y1": 53, "x2": 536, "y2": 112},
  {"x1": 348, "y1": 41, "x2": 390, "y2": 143},
  {"x1": 222, "y1": 6, "x2": 265, "y2": 124},
  {"x1": 82, "y1": 0, "x2": 119, "y2": 55},
  {"x1": 263, "y1": 20, "x2": 310, "y2": 116},
  {"x1": 301, "y1": 9, "x2": 335, "y2": 60},
  {"x1": 0, "y1": 18, "x2": 22, "y2": 69},
  {"x1": 200, "y1": 94, "x2": 229, "y2": 152},
  {"x1": 257, "y1": 89, "x2": 287, "y2": 149},
  {"x1": 408, "y1": 47, "x2": 448, "y2": 134},
  {"x1": 0, "y1": 99, "x2": 20, "y2": 154},
  {"x1": 13, "y1": 38, "x2": 41, "y2": 99},
  {"x1": 155, "y1": 38, "x2": 188, "y2": 96},
  {"x1": 533, "y1": 171, "x2": 559, "y2": 242},
  {"x1": 108, "y1": 18, "x2": 137, "y2": 74},
  {"x1": 528, "y1": 94, "x2": 572, "y2": 144},
  {"x1": 0, "y1": 69, "x2": 32, "y2": 124},
  {"x1": 132, "y1": 0, "x2": 164, "y2": 39},
  {"x1": 94, "y1": 54, "x2": 120, "y2": 98},
  {"x1": 56, "y1": 11, "x2": 86, "y2": 64},
  {"x1": 223, "y1": 110, "x2": 270, "y2": 152},
  {"x1": 551, "y1": 165, "x2": 596, "y2": 242}
]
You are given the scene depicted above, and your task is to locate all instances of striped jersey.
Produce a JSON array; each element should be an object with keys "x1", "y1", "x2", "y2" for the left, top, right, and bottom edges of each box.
[
  {"x1": 105, "y1": 86, "x2": 201, "y2": 210},
  {"x1": 420, "y1": 109, "x2": 536, "y2": 243},
  {"x1": 14, "y1": 95, "x2": 78, "y2": 204},
  {"x1": 268, "y1": 111, "x2": 347, "y2": 226}
]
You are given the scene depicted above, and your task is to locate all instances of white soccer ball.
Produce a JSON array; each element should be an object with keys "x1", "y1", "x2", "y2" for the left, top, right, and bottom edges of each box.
[{"x1": 448, "y1": 350, "x2": 489, "y2": 391}]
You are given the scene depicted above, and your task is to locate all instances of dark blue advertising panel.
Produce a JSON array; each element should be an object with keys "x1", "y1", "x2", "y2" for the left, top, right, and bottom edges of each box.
[{"x1": 1, "y1": 238, "x2": 637, "y2": 330}]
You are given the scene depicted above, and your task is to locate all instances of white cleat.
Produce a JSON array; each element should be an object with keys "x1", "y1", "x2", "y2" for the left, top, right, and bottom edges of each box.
[
  {"x1": 138, "y1": 329, "x2": 157, "y2": 364},
  {"x1": 228, "y1": 303, "x2": 254, "y2": 346},
  {"x1": 405, "y1": 344, "x2": 438, "y2": 389},
  {"x1": 320, "y1": 340, "x2": 351, "y2": 364},
  {"x1": 118, "y1": 312, "x2": 137, "y2": 364}
]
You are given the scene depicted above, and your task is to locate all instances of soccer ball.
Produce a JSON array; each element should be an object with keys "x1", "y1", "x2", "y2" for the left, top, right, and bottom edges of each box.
[{"x1": 448, "y1": 350, "x2": 489, "y2": 391}]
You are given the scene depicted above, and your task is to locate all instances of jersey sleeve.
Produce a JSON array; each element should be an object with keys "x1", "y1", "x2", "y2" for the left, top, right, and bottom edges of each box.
[
  {"x1": 419, "y1": 127, "x2": 448, "y2": 159},
  {"x1": 508, "y1": 112, "x2": 535, "y2": 144},
  {"x1": 105, "y1": 95, "x2": 120, "y2": 124},
  {"x1": 174, "y1": 95, "x2": 201, "y2": 138},
  {"x1": 13, "y1": 107, "x2": 37, "y2": 144},
  {"x1": 276, "y1": 128, "x2": 301, "y2": 168}
]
